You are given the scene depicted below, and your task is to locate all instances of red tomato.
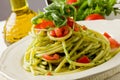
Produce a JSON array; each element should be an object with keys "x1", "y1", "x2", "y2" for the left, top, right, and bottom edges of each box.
[
  {"x1": 67, "y1": 17, "x2": 74, "y2": 28},
  {"x1": 103, "y1": 32, "x2": 111, "y2": 38},
  {"x1": 47, "y1": 72, "x2": 52, "y2": 76},
  {"x1": 66, "y1": 0, "x2": 77, "y2": 4},
  {"x1": 42, "y1": 54, "x2": 60, "y2": 60},
  {"x1": 85, "y1": 14, "x2": 105, "y2": 20},
  {"x1": 103, "y1": 32, "x2": 120, "y2": 49},
  {"x1": 50, "y1": 30, "x2": 56, "y2": 37},
  {"x1": 42, "y1": 54, "x2": 54, "y2": 60},
  {"x1": 54, "y1": 28, "x2": 63, "y2": 37},
  {"x1": 50, "y1": 26, "x2": 69, "y2": 37},
  {"x1": 74, "y1": 23, "x2": 80, "y2": 31},
  {"x1": 53, "y1": 54, "x2": 60, "y2": 60},
  {"x1": 108, "y1": 37, "x2": 120, "y2": 49},
  {"x1": 77, "y1": 56, "x2": 90, "y2": 63},
  {"x1": 81, "y1": 25, "x2": 87, "y2": 30},
  {"x1": 74, "y1": 26, "x2": 80, "y2": 31},
  {"x1": 61, "y1": 26, "x2": 69, "y2": 36},
  {"x1": 35, "y1": 20, "x2": 54, "y2": 29}
]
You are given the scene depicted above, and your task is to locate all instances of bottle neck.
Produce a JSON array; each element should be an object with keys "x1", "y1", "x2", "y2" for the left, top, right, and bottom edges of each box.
[{"x1": 10, "y1": 0, "x2": 29, "y2": 11}]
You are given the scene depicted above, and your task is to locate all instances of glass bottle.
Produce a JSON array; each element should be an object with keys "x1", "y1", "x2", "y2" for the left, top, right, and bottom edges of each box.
[{"x1": 4, "y1": 0, "x2": 36, "y2": 45}]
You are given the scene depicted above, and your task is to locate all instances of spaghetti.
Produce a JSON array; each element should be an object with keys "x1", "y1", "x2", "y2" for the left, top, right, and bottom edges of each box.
[{"x1": 23, "y1": 21, "x2": 120, "y2": 76}]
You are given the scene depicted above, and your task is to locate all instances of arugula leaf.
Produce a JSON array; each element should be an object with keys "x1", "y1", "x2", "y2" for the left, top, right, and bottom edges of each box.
[
  {"x1": 109, "y1": 0, "x2": 116, "y2": 6},
  {"x1": 44, "y1": 1, "x2": 76, "y2": 27},
  {"x1": 87, "y1": 0, "x2": 93, "y2": 7}
]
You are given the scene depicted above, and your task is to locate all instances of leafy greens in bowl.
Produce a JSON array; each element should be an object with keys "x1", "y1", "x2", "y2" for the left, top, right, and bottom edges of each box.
[{"x1": 45, "y1": 0, "x2": 120, "y2": 20}]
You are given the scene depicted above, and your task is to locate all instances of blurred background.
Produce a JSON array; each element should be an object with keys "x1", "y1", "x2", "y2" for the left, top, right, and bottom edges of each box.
[
  {"x1": 0, "y1": 0, "x2": 47, "y2": 20},
  {"x1": 0, "y1": 0, "x2": 120, "y2": 21}
]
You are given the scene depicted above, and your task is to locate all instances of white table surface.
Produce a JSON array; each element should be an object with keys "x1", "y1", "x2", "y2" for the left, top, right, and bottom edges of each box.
[{"x1": 0, "y1": 21, "x2": 120, "y2": 80}]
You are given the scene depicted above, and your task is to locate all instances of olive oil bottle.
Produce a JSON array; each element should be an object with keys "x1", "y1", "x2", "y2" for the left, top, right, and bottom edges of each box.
[{"x1": 4, "y1": 0, "x2": 36, "y2": 45}]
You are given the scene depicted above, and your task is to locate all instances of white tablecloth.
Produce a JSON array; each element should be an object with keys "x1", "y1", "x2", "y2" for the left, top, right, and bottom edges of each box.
[
  {"x1": 0, "y1": 21, "x2": 7, "y2": 56},
  {"x1": 0, "y1": 21, "x2": 120, "y2": 80},
  {"x1": 0, "y1": 21, "x2": 8, "y2": 80}
]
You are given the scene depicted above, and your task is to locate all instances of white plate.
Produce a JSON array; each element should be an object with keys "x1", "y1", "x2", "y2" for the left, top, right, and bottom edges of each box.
[{"x1": 0, "y1": 20, "x2": 120, "y2": 80}]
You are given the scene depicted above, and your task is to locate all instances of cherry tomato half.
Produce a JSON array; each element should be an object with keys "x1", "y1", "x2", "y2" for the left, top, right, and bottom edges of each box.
[
  {"x1": 50, "y1": 26, "x2": 69, "y2": 37},
  {"x1": 103, "y1": 32, "x2": 120, "y2": 49},
  {"x1": 77, "y1": 55, "x2": 90, "y2": 63},
  {"x1": 103, "y1": 32, "x2": 111, "y2": 39},
  {"x1": 109, "y1": 37, "x2": 120, "y2": 49},
  {"x1": 42, "y1": 54, "x2": 60, "y2": 60},
  {"x1": 35, "y1": 20, "x2": 54, "y2": 29},
  {"x1": 66, "y1": 0, "x2": 77, "y2": 4},
  {"x1": 67, "y1": 17, "x2": 74, "y2": 28},
  {"x1": 85, "y1": 14, "x2": 105, "y2": 20}
]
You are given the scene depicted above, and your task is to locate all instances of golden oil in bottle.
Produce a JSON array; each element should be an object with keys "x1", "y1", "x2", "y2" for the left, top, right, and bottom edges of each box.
[{"x1": 4, "y1": 0, "x2": 36, "y2": 45}]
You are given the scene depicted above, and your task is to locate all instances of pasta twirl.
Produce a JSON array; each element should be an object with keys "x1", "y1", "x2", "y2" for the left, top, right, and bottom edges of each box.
[{"x1": 23, "y1": 22, "x2": 120, "y2": 76}]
